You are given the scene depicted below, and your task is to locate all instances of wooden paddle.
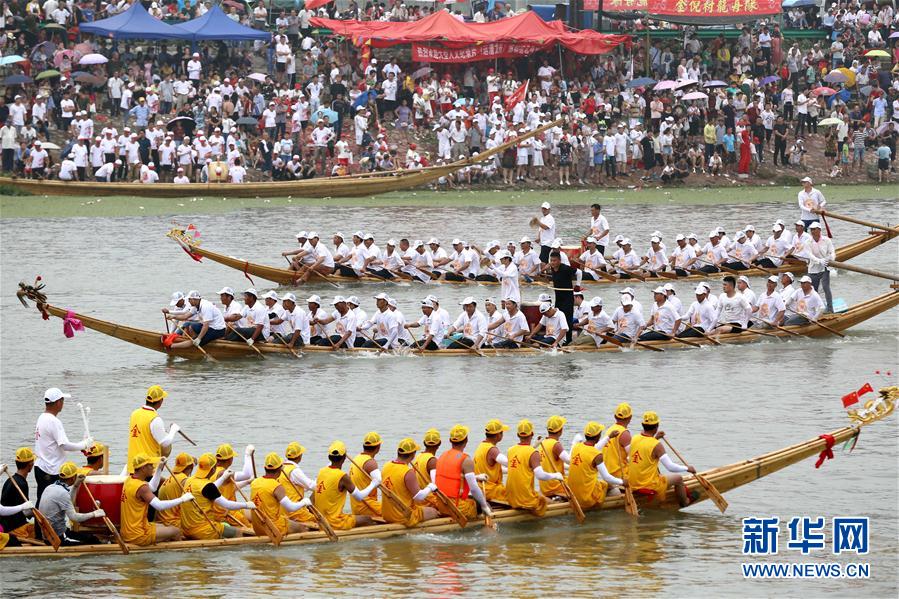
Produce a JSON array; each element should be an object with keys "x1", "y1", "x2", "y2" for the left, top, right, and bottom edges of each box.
[
  {"x1": 162, "y1": 461, "x2": 223, "y2": 539},
  {"x1": 737, "y1": 325, "x2": 782, "y2": 339},
  {"x1": 660, "y1": 438, "x2": 728, "y2": 514},
  {"x1": 526, "y1": 336, "x2": 574, "y2": 354},
  {"x1": 616, "y1": 266, "x2": 647, "y2": 282},
  {"x1": 1, "y1": 465, "x2": 60, "y2": 551},
  {"x1": 285, "y1": 256, "x2": 342, "y2": 289},
  {"x1": 485, "y1": 330, "x2": 532, "y2": 350},
  {"x1": 164, "y1": 316, "x2": 217, "y2": 362},
  {"x1": 755, "y1": 318, "x2": 801, "y2": 337},
  {"x1": 614, "y1": 440, "x2": 639, "y2": 518},
  {"x1": 646, "y1": 328, "x2": 702, "y2": 348},
  {"x1": 81, "y1": 483, "x2": 129, "y2": 554},
  {"x1": 227, "y1": 325, "x2": 267, "y2": 359},
  {"x1": 827, "y1": 260, "x2": 899, "y2": 283},
  {"x1": 680, "y1": 323, "x2": 722, "y2": 346},
  {"x1": 695, "y1": 257, "x2": 741, "y2": 276},
  {"x1": 408, "y1": 461, "x2": 467, "y2": 528},
  {"x1": 651, "y1": 269, "x2": 679, "y2": 280},
  {"x1": 364, "y1": 267, "x2": 404, "y2": 286},
  {"x1": 477, "y1": 479, "x2": 497, "y2": 530},
  {"x1": 536, "y1": 437, "x2": 585, "y2": 524},
  {"x1": 234, "y1": 484, "x2": 283, "y2": 546},
  {"x1": 814, "y1": 209, "x2": 899, "y2": 235},
  {"x1": 280, "y1": 472, "x2": 338, "y2": 542},
  {"x1": 785, "y1": 308, "x2": 845, "y2": 338},
  {"x1": 358, "y1": 327, "x2": 391, "y2": 355},
  {"x1": 595, "y1": 331, "x2": 665, "y2": 353},
  {"x1": 274, "y1": 332, "x2": 303, "y2": 359},
  {"x1": 345, "y1": 455, "x2": 413, "y2": 520},
  {"x1": 584, "y1": 267, "x2": 619, "y2": 282}
]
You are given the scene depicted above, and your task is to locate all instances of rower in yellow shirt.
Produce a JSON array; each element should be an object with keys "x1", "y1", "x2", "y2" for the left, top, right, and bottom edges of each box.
[
  {"x1": 537, "y1": 415, "x2": 569, "y2": 498},
  {"x1": 602, "y1": 402, "x2": 633, "y2": 480},
  {"x1": 568, "y1": 422, "x2": 626, "y2": 510},
  {"x1": 629, "y1": 412, "x2": 697, "y2": 507},
  {"x1": 434, "y1": 425, "x2": 493, "y2": 520},
  {"x1": 210, "y1": 443, "x2": 253, "y2": 527},
  {"x1": 473, "y1": 419, "x2": 509, "y2": 504},
  {"x1": 156, "y1": 452, "x2": 194, "y2": 528},
  {"x1": 120, "y1": 453, "x2": 193, "y2": 546},
  {"x1": 279, "y1": 441, "x2": 316, "y2": 525},
  {"x1": 78, "y1": 442, "x2": 106, "y2": 477},
  {"x1": 126, "y1": 385, "x2": 181, "y2": 473},
  {"x1": 412, "y1": 429, "x2": 441, "y2": 510},
  {"x1": 506, "y1": 420, "x2": 564, "y2": 517},
  {"x1": 249, "y1": 453, "x2": 311, "y2": 536},
  {"x1": 349, "y1": 432, "x2": 383, "y2": 517},
  {"x1": 181, "y1": 453, "x2": 256, "y2": 539},
  {"x1": 313, "y1": 442, "x2": 378, "y2": 531},
  {"x1": 381, "y1": 438, "x2": 439, "y2": 527}
]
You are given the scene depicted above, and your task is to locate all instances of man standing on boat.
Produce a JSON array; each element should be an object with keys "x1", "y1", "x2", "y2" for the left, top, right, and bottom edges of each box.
[
  {"x1": 806, "y1": 222, "x2": 836, "y2": 313},
  {"x1": 126, "y1": 385, "x2": 181, "y2": 474},
  {"x1": 546, "y1": 251, "x2": 578, "y2": 343},
  {"x1": 33, "y1": 388, "x2": 93, "y2": 507},
  {"x1": 534, "y1": 202, "x2": 556, "y2": 263},
  {"x1": 797, "y1": 177, "x2": 825, "y2": 229}
]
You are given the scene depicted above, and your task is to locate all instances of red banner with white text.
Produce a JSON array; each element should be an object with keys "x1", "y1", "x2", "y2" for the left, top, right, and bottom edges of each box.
[
  {"x1": 411, "y1": 42, "x2": 543, "y2": 63},
  {"x1": 648, "y1": 0, "x2": 780, "y2": 18}
]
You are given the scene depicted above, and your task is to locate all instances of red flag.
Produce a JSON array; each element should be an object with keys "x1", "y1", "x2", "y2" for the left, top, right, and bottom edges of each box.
[
  {"x1": 505, "y1": 80, "x2": 528, "y2": 112},
  {"x1": 841, "y1": 391, "x2": 859, "y2": 408},
  {"x1": 857, "y1": 382, "x2": 874, "y2": 397}
]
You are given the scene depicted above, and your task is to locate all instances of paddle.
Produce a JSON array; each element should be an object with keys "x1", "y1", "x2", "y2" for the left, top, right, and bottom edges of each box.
[
  {"x1": 485, "y1": 330, "x2": 533, "y2": 351},
  {"x1": 164, "y1": 315, "x2": 218, "y2": 362},
  {"x1": 589, "y1": 268, "x2": 619, "y2": 282},
  {"x1": 536, "y1": 437, "x2": 585, "y2": 524},
  {"x1": 651, "y1": 269, "x2": 679, "y2": 280},
  {"x1": 616, "y1": 266, "x2": 647, "y2": 282},
  {"x1": 81, "y1": 483, "x2": 129, "y2": 554},
  {"x1": 646, "y1": 328, "x2": 702, "y2": 348},
  {"x1": 1, "y1": 465, "x2": 61, "y2": 551},
  {"x1": 813, "y1": 209, "x2": 899, "y2": 235},
  {"x1": 785, "y1": 308, "x2": 845, "y2": 338},
  {"x1": 234, "y1": 484, "x2": 283, "y2": 546},
  {"x1": 681, "y1": 323, "x2": 722, "y2": 346},
  {"x1": 161, "y1": 461, "x2": 223, "y2": 539},
  {"x1": 736, "y1": 324, "x2": 782, "y2": 339},
  {"x1": 826, "y1": 260, "x2": 899, "y2": 283},
  {"x1": 477, "y1": 479, "x2": 497, "y2": 530},
  {"x1": 345, "y1": 454, "x2": 413, "y2": 520},
  {"x1": 695, "y1": 256, "x2": 741, "y2": 276},
  {"x1": 285, "y1": 256, "x2": 342, "y2": 289},
  {"x1": 358, "y1": 327, "x2": 390, "y2": 355},
  {"x1": 594, "y1": 331, "x2": 665, "y2": 353},
  {"x1": 754, "y1": 318, "x2": 801, "y2": 337},
  {"x1": 660, "y1": 437, "x2": 728, "y2": 514},
  {"x1": 525, "y1": 335, "x2": 574, "y2": 353},
  {"x1": 274, "y1": 332, "x2": 303, "y2": 359},
  {"x1": 280, "y1": 471, "x2": 338, "y2": 542},
  {"x1": 408, "y1": 461, "x2": 468, "y2": 528},
  {"x1": 177, "y1": 429, "x2": 198, "y2": 446},
  {"x1": 227, "y1": 325, "x2": 267, "y2": 359},
  {"x1": 613, "y1": 438, "x2": 639, "y2": 518},
  {"x1": 364, "y1": 267, "x2": 404, "y2": 286}
]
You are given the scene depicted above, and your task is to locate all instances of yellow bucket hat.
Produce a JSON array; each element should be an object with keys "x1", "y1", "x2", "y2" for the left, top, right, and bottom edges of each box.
[
  {"x1": 196, "y1": 453, "x2": 216, "y2": 478},
  {"x1": 82, "y1": 442, "x2": 106, "y2": 458},
  {"x1": 546, "y1": 415, "x2": 567, "y2": 433},
  {"x1": 59, "y1": 461, "x2": 80, "y2": 479},
  {"x1": 485, "y1": 419, "x2": 510, "y2": 435},
  {"x1": 642, "y1": 411, "x2": 660, "y2": 426},
  {"x1": 173, "y1": 452, "x2": 196, "y2": 473},
  {"x1": 130, "y1": 453, "x2": 159, "y2": 472},
  {"x1": 285, "y1": 442, "x2": 306, "y2": 460}
]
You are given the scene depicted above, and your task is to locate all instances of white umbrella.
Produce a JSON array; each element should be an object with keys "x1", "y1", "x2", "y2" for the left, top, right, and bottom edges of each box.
[
  {"x1": 682, "y1": 91, "x2": 708, "y2": 101},
  {"x1": 653, "y1": 80, "x2": 676, "y2": 91},
  {"x1": 79, "y1": 53, "x2": 108, "y2": 65},
  {"x1": 38, "y1": 142, "x2": 61, "y2": 150},
  {"x1": 247, "y1": 72, "x2": 267, "y2": 83},
  {"x1": 675, "y1": 78, "x2": 699, "y2": 89}
]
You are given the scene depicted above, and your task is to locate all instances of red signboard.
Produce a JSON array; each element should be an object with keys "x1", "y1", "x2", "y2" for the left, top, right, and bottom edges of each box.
[
  {"x1": 411, "y1": 42, "x2": 544, "y2": 63},
  {"x1": 604, "y1": 0, "x2": 648, "y2": 10},
  {"x1": 648, "y1": 0, "x2": 781, "y2": 17}
]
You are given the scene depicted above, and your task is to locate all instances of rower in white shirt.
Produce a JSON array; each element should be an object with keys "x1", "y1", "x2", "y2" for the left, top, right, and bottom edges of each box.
[
  {"x1": 640, "y1": 237, "x2": 668, "y2": 275},
  {"x1": 428, "y1": 239, "x2": 451, "y2": 276},
  {"x1": 783, "y1": 275, "x2": 825, "y2": 325},
  {"x1": 636, "y1": 287, "x2": 682, "y2": 341},
  {"x1": 736, "y1": 275, "x2": 757, "y2": 307},
  {"x1": 711, "y1": 276, "x2": 753, "y2": 335},
  {"x1": 724, "y1": 230, "x2": 759, "y2": 269},
  {"x1": 406, "y1": 299, "x2": 445, "y2": 350},
  {"x1": 446, "y1": 297, "x2": 487, "y2": 349},
  {"x1": 312, "y1": 296, "x2": 357, "y2": 348},
  {"x1": 663, "y1": 283, "x2": 683, "y2": 315},
  {"x1": 486, "y1": 297, "x2": 529, "y2": 348},
  {"x1": 261, "y1": 291, "x2": 292, "y2": 343},
  {"x1": 443, "y1": 239, "x2": 478, "y2": 282},
  {"x1": 276, "y1": 293, "x2": 309, "y2": 348},
  {"x1": 744, "y1": 225, "x2": 765, "y2": 253},
  {"x1": 779, "y1": 272, "x2": 797, "y2": 306},
  {"x1": 402, "y1": 240, "x2": 435, "y2": 283},
  {"x1": 571, "y1": 297, "x2": 613, "y2": 347},
  {"x1": 785, "y1": 221, "x2": 813, "y2": 261},
  {"x1": 752, "y1": 276, "x2": 787, "y2": 328},
  {"x1": 527, "y1": 302, "x2": 569, "y2": 348},
  {"x1": 226, "y1": 288, "x2": 270, "y2": 344},
  {"x1": 387, "y1": 298, "x2": 412, "y2": 345},
  {"x1": 669, "y1": 234, "x2": 697, "y2": 276},
  {"x1": 579, "y1": 237, "x2": 609, "y2": 281},
  {"x1": 613, "y1": 239, "x2": 642, "y2": 278},
  {"x1": 687, "y1": 231, "x2": 729, "y2": 273},
  {"x1": 797, "y1": 176, "x2": 826, "y2": 227},
  {"x1": 516, "y1": 238, "x2": 541, "y2": 282},
  {"x1": 756, "y1": 224, "x2": 790, "y2": 268},
  {"x1": 680, "y1": 285, "x2": 718, "y2": 338},
  {"x1": 610, "y1": 295, "x2": 645, "y2": 344},
  {"x1": 360, "y1": 293, "x2": 401, "y2": 349},
  {"x1": 331, "y1": 233, "x2": 351, "y2": 268}
]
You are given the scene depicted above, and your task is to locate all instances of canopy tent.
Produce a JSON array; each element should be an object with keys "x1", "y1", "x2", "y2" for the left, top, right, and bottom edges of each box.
[
  {"x1": 177, "y1": 5, "x2": 270, "y2": 41},
  {"x1": 311, "y1": 10, "x2": 630, "y2": 55},
  {"x1": 78, "y1": 2, "x2": 191, "y2": 40}
]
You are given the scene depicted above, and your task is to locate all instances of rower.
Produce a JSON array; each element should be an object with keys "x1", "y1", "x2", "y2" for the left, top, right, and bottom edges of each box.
[
  {"x1": 569, "y1": 422, "x2": 626, "y2": 510},
  {"x1": 603, "y1": 403, "x2": 633, "y2": 481},
  {"x1": 637, "y1": 287, "x2": 681, "y2": 341},
  {"x1": 264, "y1": 291, "x2": 294, "y2": 345},
  {"x1": 473, "y1": 241, "x2": 502, "y2": 282},
  {"x1": 211, "y1": 444, "x2": 254, "y2": 528},
  {"x1": 689, "y1": 230, "x2": 728, "y2": 273},
  {"x1": 710, "y1": 276, "x2": 752, "y2": 335},
  {"x1": 487, "y1": 297, "x2": 528, "y2": 348},
  {"x1": 527, "y1": 303, "x2": 568, "y2": 348},
  {"x1": 156, "y1": 452, "x2": 194, "y2": 529},
  {"x1": 640, "y1": 236, "x2": 668, "y2": 276},
  {"x1": 276, "y1": 293, "x2": 309, "y2": 348},
  {"x1": 535, "y1": 201, "x2": 556, "y2": 263},
  {"x1": 579, "y1": 237, "x2": 609, "y2": 281},
  {"x1": 699, "y1": 281, "x2": 718, "y2": 310},
  {"x1": 613, "y1": 239, "x2": 641, "y2": 278},
  {"x1": 403, "y1": 240, "x2": 435, "y2": 283},
  {"x1": 484, "y1": 298, "x2": 504, "y2": 335},
  {"x1": 278, "y1": 442, "x2": 317, "y2": 527},
  {"x1": 121, "y1": 454, "x2": 194, "y2": 545},
  {"x1": 572, "y1": 297, "x2": 613, "y2": 347},
  {"x1": 425, "y1": 295, "x2": 452, "y2": 341},
  {"x1": 737, "y1": 276, "x2": 757, "y2": 306},
  {"x1": 806, "y1": 222, "x2": 835, "y2": 313},
  {"x1": 428, "y1": 238, "x2": 451, "y2": 278},
  {"x1": 538, "y1": 416, "x2": 570, "y2": 499},
  {"x1": 517, "y1": 237, "x2": 541, "y2": 283},
  {"x1": 663, "y1": 283, "x2": 683, "y2": 315},
  {"x1": 586, "y1": 203, "x2": 610, "y2": 254},
  {"x1": 680, "y1": 285, "x2": 717, "y2": 338},
  {"x1": 313, "y1": 442, "x2": 378, "y2": 530},
  {"x1": 755, "y1": 224, "x2": 789, "y2": 269},
  {"x1": 716, "y1": 226, "x2": 732, "y2": 251},
  {"x1": 474, "y1": 419, "x2": 510, "y2": 504},
  {"x1": 387, "y1": 297, "x2": 413, "y2": 346},
  {"x1": 218, "y1": 287, "x2": 243, "y2": 326},
  {"x1": 180, "y1": 453, "x2": 254, "y2": 539},
  {"x1": 628, "y1": 412, "x2": 697, "y2": 507},
  {"x1": 752, "y1": 276, "x2": 787, "y2": 328},
  {"x1": 37, "y1": 462, "x2": 104, "y2": 546},
  {"x1": 306, "y1": 295, "x2": 328, "y2": 344},
  {"x1": 361, "y1": 233, "x2": 387, "y2": 278},
  {"x1": 444, "y1": 239, "x2": 477, "y2": 282},
  {"x1": 226, "y1": 288, "x2": 270, "y2": 345},
  {"x1": 0, "y1": 448, "x2": 37, "y2": 544},
  {"x1": 299, "y1": 232, "x2": 336, "y2": 282},
  {"x1": 360, "y1": 293, "x2": 401, "y2": 350},
  {"x1": 506, "y1": 420, "x2": 564, "y2": 516},
  {"x1": 610, "y1": 235, "x2": 625, "y2": 264},
  {"x1": 494, "y1": 251, "x2": 521, "y2": 303},
  {"x1": 745, "y1": 225, "x2": 764, "y2": 253},
  {"x1": 165, "y1": 290, "x2": 227, "y2": 349},
  {"x1": 779, "y1": 272, "x2": 797, "y2": 305},
  {"x1": 34, "y1": 387, "x2": 93, "y2": 507},
  {"x1": 79, "y1": 442, "x2": 106, "y2": 476},
  {"x1": 331, "y1": 233, "x2": 351, "y2": 273},
  {"x1": 381, "y1": 439, "x2": 439, "y2": 527},
  {"x1": 406, "y1": 299, "x2": 445, "y2": 350},
  {"x1": 347, "y1": 297, "x2": 368, "y2": 347},
  {"x1": 314, "y1": 296, "x2": 357, "y2": 348},
  {"x1": 126, "y1": 385, "x2": 180, "y2": 474},
  {"x1": 434, "y1": 425, "x2": 493, "y2": 519},
  {"x1": 686, "y1": 233, "x2": 700, "y2": 254},
  {"x1": 610, "y1": 295, "x2": 645, "y2": 344},
  {"x1": 371, "y1": 239, "x2": 403, "y2": 280},
  {"x1": 413, "y1": 429, "x2": 442, "y2": 510},
  {"x1": 724, "y1": 231, "x2": 758, "y2": 270},
  {"x1": 784, "y1": 275, "x2": 825, "y2": 325},
  {"x1": 282, "y1": 231, "x2": 311, "y2": 272},
  {"x1": 669, "y1": 234, "x2": 697, "y2": 276},
  {"x1": 335, "y1": 232, "x2": 364, "y2": 278},
  {"x1": 349, "y1": 433, "x2": 383, "y2": 517},
  {"x1": 619, "y1": 287, "x2": 643, "y2": 317},
  {"x1": 571, "y1": 292, "x2": 588, "y2": 338},
  {"x1": 250, "y1": 453, "x2": 312, "y2": 536},
  {"x1": 446, "y1": 297, "x2": 487, "y2": 350},
  {"x1": 787, "y1": 220, "x2": 813, "y2": 262},
  {"x1": 162, "y1": 291, "x2": 191, "y2": 320}
]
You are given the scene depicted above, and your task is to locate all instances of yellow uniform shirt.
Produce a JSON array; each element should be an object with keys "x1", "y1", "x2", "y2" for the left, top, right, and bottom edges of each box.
[
  {"x1": 250, "y1": 476, "x2": 289, "y2": 536},
  {"x1": 349, "y1": 453, "x2": 381, "y2": 516},
  {"x1": 381, "y1": 461, "x2": 423, "y2": 528},
  {"x1": 473, "y1": 441, "x2": 507, "y2": 504},
  {"x1": 506, "y1": 444, "x2": 547, "y2": 517},
  {"x1": 126, "y1": 407, "x2": 161, "y2": 474},
  {"x1": 180, "y1": 476, "x2": 225, "y2": 539},
  {"x1": 602, "y1": 424, "x2": 630, "y2": 480},
  {"x1": 568, "y1": 442, "x2": 609, "y2": 510},
  {"x1": 412, "y1": 452, "x2": 440, "y2": 509},
  {"x1": 280, "y1": 464, "x2": 314, "y2": 524},
  {"x1": 156, "y1": 472, "x2": 187, "y2": 527},
  {"x1": 538, "y1": 438, "x2": 567, "y2": 497},
  {"x1": 313, "y1": 466, "x2": 356, "y2": 531},
  {"x1": 629, "y1": 434, "x2": 668, "y2": 499},
  {"x1": 119, "y1": 477, "x2": 155, "y2": 546}
]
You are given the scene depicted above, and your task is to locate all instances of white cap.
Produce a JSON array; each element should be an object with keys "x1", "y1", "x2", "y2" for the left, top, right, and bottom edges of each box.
[
  {"x1": 420, "y1": 299, "x2": 434, "y2": 309},
  {"x1": 586, "y1": 236, "x2": 597, "y2": 243},
  {"x1": 620, "y1": 296, "x2": 633, "y2": 307},
  {"x1": 488, "y1": 240, "x2": 500, "y2": 249},
  {"x1": 186, "y1": 290, "x2": 201, "y2": 300},
  {"x1": 738, "y1": 276, "x2": 750, "y2": 287},
  {"x1": 717, "y1": 226, "x2": 726, "y2": 234},
  {"x1": 386, "y1": 239, "x2": 396, "y2": 246},
  {"x1": 282, "y1": 292, "x2": 297, "y2": 303},
  {"x1": 170, "y1": 291, "x2": 185, "y2": 306},
  {"x1": 590, "y1": 297, "x2": 603, "y2": 308},
  {"x1": 218, "y1": 286, "x2": 235, "y2": 296},
  {"x1": 695, "y1": 285, "x2": 707, "y2": 294},
  {"x1": 263, "y1": 290, "x2": 279, "y2": 301},
  {"x1": 413, "y1": 239, "x2": 424, "y2": 248},
  {"x1": 772, "y1": 224, "x2": 784, "y2": 232},
  {"x1": 687, "y1": 233, "x2": 698, "y2": 240},
  {"x1": 374, "y1": 292, "x2": 390, "y2": 301},
  {"x1": 795, "y1": 220, "x2": 805, "y2": 227},
  {"x1": 307, "y1": 231, "x2": 319, "y2": 239},
  {"x1": 809, "y1": 222, "x2": 822, "y2": 230},
  {"x1": 540, "y1": 201, "x2": 551, "y2": 209},
  {"x1": 451, "y1": 238, "x2": 462, "y2": 245},
  {"x1": 428, "y1": 237, "x2": 440, "y2": 245},
  {"x1": 498, "y1": 250, "x2": 512, "y2": 259},
  {"x1": 539, "y1": 302, "x2": 552, "y2": 313},
  {"x1": 621, "y1": 238, "x2": 632, "y2": 246},
  {"x1": 484, "y1": 297, "x2": 497, "y2": 306},
  {"x1": 745, "y1": 224, "x2": 755, "y2": 232},
  {"x1": 663, "y1": 283, "x2": 675, "y2": 292},
  {"x1": 331, "y1": 295, "x2": 346, "y2": 305},
  {"x1": 296, "y1": 230, "x2": 308, "y2": 239},
  {"x1": 347, "y1": 296, "x2": 360, "y2": 306},
  {"x1": 520, "y1": 236, "x2": 532, "y2": 244},
  {"x1": 782, "y1": 272, "x2": 795, "y2": 281},
  {"x1": 244, "y1": 288, "x2": 258, "y2": 297},
  {"x1": 614, "y1": 235, "x2": 624, "y2": 243},
  {"x1": 675, "y1": 234, "x2": 685, "y2": 241},
  {"x1": 800, "y1": 176, "x2": 812, "y2": 183},
  {"x1": 652, "y1": 286, "x2": 666, "y2": 294},
  {"x1": 538, "y1": 293, "x2": 552, "y2": 302},
  {"x1": 460, "y1": 296, "x2": 476, "y2": 305},
  {"x1": 708, "y1": 230, "x2": 719, "y2": 238},
  {"x1": 550, "y1": 239, "x2": 562, "y2": 248},
  {"x1": 767, "y1": 275, "x2": 779, "y2": 283},
  {"x1": 333, "y1": 231, "x2": 344, "y2": 239},
  {"x1": 386, "y1": 297, "x2": 397, "y2": 308},
  {"x1": 424, "y1": 295, "x2": 439, "y2": 304},
  {"x1": 652, "y1": 230, "x2": 663, "y2": 238},
  {"x1": 363, "y1": 233, "x2": 374, "y2": 241},
  {"x1": 799, "y1": 275, "x2": 812, "y2": 284},
  {"x1": 650, "y1": 236, "x2": 661, "y2": 244},
  {"x1": 353, "y1": 230, "x2": 365, "y2": 239},
  {"x1": 44, "y1": 387, "x2": 71, "y2": 403},
  {"x1": 736, "y1": 230, "x2": 747, "y2": 239},
  {"x1": 307, "y1": 294, "x2": 322, "y2": 304}
]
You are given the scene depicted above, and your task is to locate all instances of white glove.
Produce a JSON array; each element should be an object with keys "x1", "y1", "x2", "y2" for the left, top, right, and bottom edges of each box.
[
  {"x1": 83, "y1": 436, "x2": 94, "y2": 448},
  {"x1": 245, "y1": 445, "x2": 255, "y2": 455},
  {"x1": 93, "y1": 509, "x2": 106, "y2": 519},
  {"x1": 170, "y1": 424, "x2": 181, "y2": 435},
  {"x1": 244, "y1": 501, "x2": 256, "y2": 510},
  {"x1": 21, "y1": 501, "x2": 34, "y2": 510},
  {"x1": 427, "y1": 483, "x2": 438, "y2": 492},
  {"x1": 180, "y1": 493, "x2": 195, "y2": 503},
  {"x1": 474, "y1": 473, "x2": 488, "y2": 482},
  {"x1": 158, "y1": 455, "x2": 167, "y2": 465},
  {"x1": 246, "y1": 338, "x2": 254, "y2": 346},
  {"x1": 553, "y1": 473, "x2": 565, "y2": 481},
  {"x1": 224, "y1": 469, "x2": 234, "y2": 479},
  {"x1": 821, "y1": 259, "x2": 829, "y2": 267},
  {"x1": 297, "y1": 498, "x2": 312, "y2": 509},
  {"x1": 571, "y1": 433, "x2": 585, "y2": 446},
  {"x1": 192, "y1": 337, "x2": 201, "y2": 347},
  {"x1": 484, "y1": 506, "x2": 493, "y2": 517}
]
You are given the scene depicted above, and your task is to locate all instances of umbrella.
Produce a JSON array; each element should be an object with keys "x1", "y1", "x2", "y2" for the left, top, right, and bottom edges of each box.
[
  {"x1": 877, "y1": 121, "x2": 897, "y2": 135},
  {"x1": 453, "y1": 98, "x2": 472, "y2": 107},
  {"x1": 703, "y1": 80, "x2": 727, "y2": 88},
  {"x1": 167, "y1": 116, "x2": 196, "y2": 133},
  {"x1": 627, "y1": 76, "x2": 656, "y2": 88},
  {"x1": 79, "y1": 53, "x2": 108, "y2": 65},
  {"x1": 674, "y1": 78, "x2": 698, "y2": 89},
  {"x1": 0, "y1": 55, "x2": 26, "y2": 66},
  {"x1": 859, "y1": 85, "x2": 873, "y2": 97},
  {"x1": 3, "y1": 74, "x2": 33, "y2": 85},
  {"x1": 812, "y1": 87, "x2": 837, "y2": 97},
  {"x1": 311, "y1": 108, "x2": 338, "y2": 123},
  {"x1": 835, "y1": 67, "x2": 856, "y2": 87},
  {"x1": 40, "y1": 23, "x2": 66, "y2": 30},
  {"x1": 31, "y1": 41, "x2": 56, "y2": 57},
  {"x1": 823, "y1": 70, "x2": 848, "y2": 84},
  {"x1": 682, "y1": 91, "x2": 708, "y2": 101},
  {"x1": 864, "y1": 49, "x2": 890, "y2": 58},
  {"x1": 53, "y1": 49, "x2": 74, "y2": 67},
  {"x1": 38, "y1": 142, "x2": 60, "y2": 150},
  {"x1": 412, "y1": 67, "x2": 432, "y2": 80},
  {"x1": 890, "y1": 31, "x2": 899, "y2": 39},
  {"x1": 35, "y1": 69, "x2": 61, "y2": 80},
  {"x1": 73, "y1": 73, "x2": 105, "y2": 85},
  {"x1": 236, "y1": 116, "x2": 258, "y2": 126},
  {"x1": 760, "y1": 75, "x2": 780, "y2": 85},
  {"x1": 653, "y1": 80, "x2": 676, "y2": 91},
  {"x1": 224, "y1": 0, "x2": 245, "y2": 10},
  {"x1": 72, "y1": 42, "x2": 93, "y2": 56},
  {"x1": 818, "y1": 117, "x2": 843, "y2": 127},
  {"x1": 247, "y1": 72, "x2": 267, "y2": 83}
]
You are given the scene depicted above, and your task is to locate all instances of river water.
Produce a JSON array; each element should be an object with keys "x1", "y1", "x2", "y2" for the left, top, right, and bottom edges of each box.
[{"x1": 1, "y1": 197, "x2": 897, "y2": 597}]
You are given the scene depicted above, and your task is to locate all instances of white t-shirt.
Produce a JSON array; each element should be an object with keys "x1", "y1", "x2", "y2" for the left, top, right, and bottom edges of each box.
[
  {"x1": 191, "y1": 298, "x2": 226, "y2": 330},
  {"x1": 538, "y1": 311, "x2": 569, "y2": 339},
  {"x1": 538, "y1": 214, "x2": 556, "y2": 246},
  {"x1": 34, "y1": 412, "x2": 83, "y2": 474}
]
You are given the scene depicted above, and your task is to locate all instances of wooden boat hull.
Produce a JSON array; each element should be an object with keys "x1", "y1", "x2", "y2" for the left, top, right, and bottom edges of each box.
[
  {"x1": 169, "y1": 230, "x2": 896, "y2": 288},
  {"x1": 25, "y1": 290, "x2": 899, "y2": 361},
  {"x1": 3, "y1": 388, "x2": 894, "y2": 558}
]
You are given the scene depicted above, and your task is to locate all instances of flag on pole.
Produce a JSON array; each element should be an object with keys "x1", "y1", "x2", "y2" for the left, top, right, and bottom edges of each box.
[
  {"x1": 841, "y1": 382, "x2": 874, "y2": 408},
  {"x1": 505, "y1": 80, "x2": 528, "y2": 112}
]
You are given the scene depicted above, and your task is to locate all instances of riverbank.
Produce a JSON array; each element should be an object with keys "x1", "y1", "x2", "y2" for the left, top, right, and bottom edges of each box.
[{"x1": 1, "y1": 184, "x2": 896, "y2": 219}]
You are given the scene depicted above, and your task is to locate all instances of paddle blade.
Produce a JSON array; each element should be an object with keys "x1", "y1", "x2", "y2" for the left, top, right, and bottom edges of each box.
[
  {"x1": 34, "y1": 510, "x2": 61, "y2": 551},
  {"x1": 697, "y1": 475, "x2": 728, "y2": 513}
]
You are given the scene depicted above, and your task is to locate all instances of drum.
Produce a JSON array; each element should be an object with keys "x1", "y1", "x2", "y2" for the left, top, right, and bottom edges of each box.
[
  {"x1": 521, "y1": 301, "x2": 541, "y2": 329},
  {"x1": 561, "y1": 245, "x2": 582, "y2": 265},
  {"x1": 75, "y1": 475, "x2": 126, "y2": 527},
  {"x1": 208, "y1": 161, "x2": 229, "y2": 183}
]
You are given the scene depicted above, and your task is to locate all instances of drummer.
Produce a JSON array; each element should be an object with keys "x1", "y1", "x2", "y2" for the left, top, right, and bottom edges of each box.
[{"x1": 79, "y1": 442, "x2": 107, "y2": 476}]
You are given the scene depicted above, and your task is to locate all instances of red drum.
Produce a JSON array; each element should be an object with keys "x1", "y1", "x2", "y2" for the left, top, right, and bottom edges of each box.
[
  {"x1": 75, "y1": 475, "x2": 126, "y2": 527},
  {"x1": 561, "y1": 245, "x2": 582, "y2": 264},
  {"x1": 521, "y1": 302, "x2": 541, "y2": 329}
]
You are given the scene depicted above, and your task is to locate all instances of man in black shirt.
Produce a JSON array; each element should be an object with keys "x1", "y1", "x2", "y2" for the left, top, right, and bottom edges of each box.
[
  {"x1": 772, "y1": 116, "x2": 788, "y2": 166},
  {"x1": 1, "y1": 447, "x2": 36, "y2": 544},
  {"x1": 546, "y1": 251, "x2": 578, "y2": 344}
]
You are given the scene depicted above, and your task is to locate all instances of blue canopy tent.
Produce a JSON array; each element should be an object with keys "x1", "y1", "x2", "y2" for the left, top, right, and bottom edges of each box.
[
  {"x1": 79, "y1": 3, "x2": 192, "y2": 40},
  {"x1": 177, "y1": 6, "x2": 271, "y2": 42}
]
